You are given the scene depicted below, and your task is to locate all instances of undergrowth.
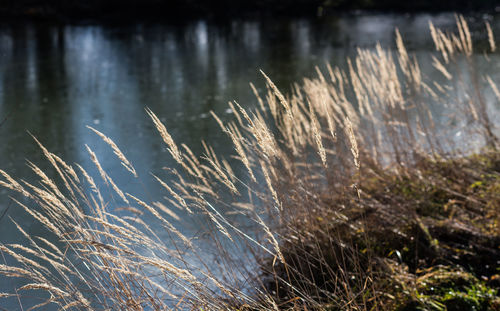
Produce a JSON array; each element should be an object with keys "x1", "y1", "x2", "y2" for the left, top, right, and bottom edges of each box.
[{"x1": 265, "y1": 149, "x2": 500, "y2": 310}]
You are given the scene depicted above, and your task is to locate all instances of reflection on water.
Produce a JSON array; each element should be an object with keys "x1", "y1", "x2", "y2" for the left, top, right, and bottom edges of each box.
[{"x1": 0, "y1": 13, "x2": 500, "y2": 309}]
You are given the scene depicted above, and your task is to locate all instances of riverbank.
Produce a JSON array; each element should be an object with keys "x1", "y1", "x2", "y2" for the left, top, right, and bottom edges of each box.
[
  {"x1": 262, "y1": 149, "x2": 500, "y2": 310},
  {"x1": 1, "y1": 0, "x2": 499, "y2": 23}
]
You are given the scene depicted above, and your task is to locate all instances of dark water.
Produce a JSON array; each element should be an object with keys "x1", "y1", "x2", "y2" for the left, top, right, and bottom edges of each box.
[{"x1": 0, "y1": 13, "x2": 500, "y2": 310}]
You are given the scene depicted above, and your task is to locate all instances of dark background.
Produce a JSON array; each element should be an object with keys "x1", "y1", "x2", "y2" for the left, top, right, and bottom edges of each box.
[{"x1": 2, "y1": 0, "x2": 500, "y2": 22}]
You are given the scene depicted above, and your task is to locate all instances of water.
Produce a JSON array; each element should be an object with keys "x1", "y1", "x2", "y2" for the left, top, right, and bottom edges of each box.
[{"x1": 0, "y1": 12, "x2": 499, "y2": 310}]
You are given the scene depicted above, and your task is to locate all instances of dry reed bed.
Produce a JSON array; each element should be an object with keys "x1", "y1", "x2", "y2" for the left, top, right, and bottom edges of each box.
[{"x1": 0, "y1": 15, "x2": 499, "y2": 310}]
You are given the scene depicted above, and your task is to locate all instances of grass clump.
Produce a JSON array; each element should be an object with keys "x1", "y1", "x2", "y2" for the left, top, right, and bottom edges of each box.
[{"x1": 0, "y1": 14, "x2": 499, "y2": 311}]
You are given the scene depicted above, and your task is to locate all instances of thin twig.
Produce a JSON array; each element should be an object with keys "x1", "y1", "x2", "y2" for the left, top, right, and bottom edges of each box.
[{"x1": 0, "y1": 199, "x2": 13, "y2": 225}]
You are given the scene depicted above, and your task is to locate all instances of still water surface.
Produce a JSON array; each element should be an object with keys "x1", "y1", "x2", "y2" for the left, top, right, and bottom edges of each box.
[{"x1": 0, "y1": 13, "x2": 499, "y2": 310}]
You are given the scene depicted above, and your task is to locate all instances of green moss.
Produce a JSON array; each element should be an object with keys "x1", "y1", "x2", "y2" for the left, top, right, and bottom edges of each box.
[
  {"x1": 395, "y1": 267, "x2": 499, "y2": 311},
  {"x1": 441, "y1": 284, "x2": 497, "y2": 310}
]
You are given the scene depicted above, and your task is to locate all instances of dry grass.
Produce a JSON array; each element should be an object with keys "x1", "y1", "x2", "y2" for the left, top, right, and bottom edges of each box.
[{"x1": 0, "y1": 15, "x2": 499, "y2": 310}]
